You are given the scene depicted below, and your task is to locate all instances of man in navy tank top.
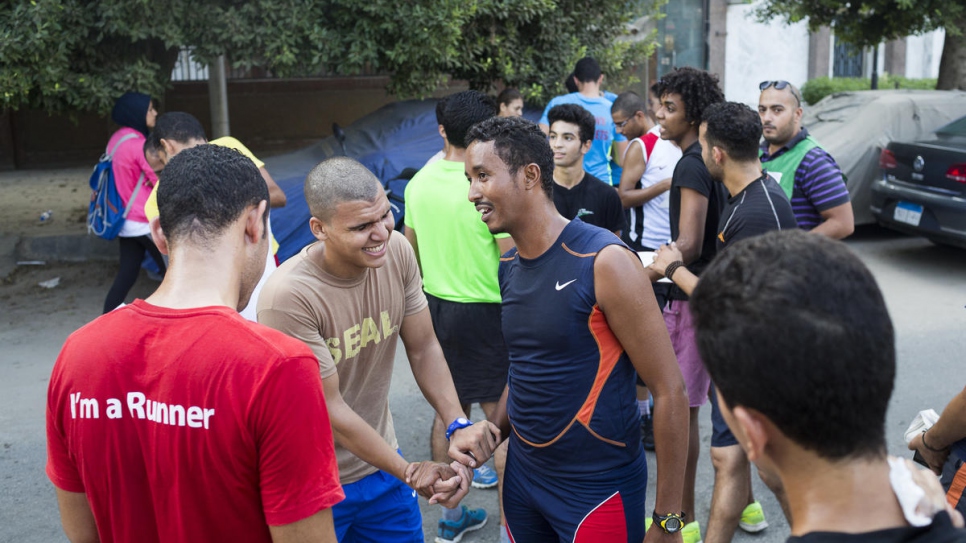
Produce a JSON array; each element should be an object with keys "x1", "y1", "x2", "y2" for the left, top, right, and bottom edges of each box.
[{"x1": 464, "y1": 116, "x2": 689, "y2": 543}]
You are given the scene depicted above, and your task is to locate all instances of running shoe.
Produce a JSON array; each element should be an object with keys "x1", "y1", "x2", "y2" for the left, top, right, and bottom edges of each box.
[
  {"x1": 436, "y1": 506, "x2": 488, "y2": 543},
  {"x1": 645, "y1": 517, "x2": 653, "y2": 531},
  {"x1": 471, "y1": 463, "x2": 498, "y2": 489},
  {"x1": 738, "y1": 500, "x2": 768, "y2": 533},
  {"x1": 682, "y1": 521, "x2": 703, "y2": 543}
]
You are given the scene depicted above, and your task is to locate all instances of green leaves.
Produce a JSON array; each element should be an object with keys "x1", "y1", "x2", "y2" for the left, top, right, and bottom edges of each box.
[
  {"x1": 1, "y1": 0, "x2": 179, "y2": 113},
  {"x1": 1, "y1": 0, "x2": 659, "y2": 113},
  {"x1": 753, "y1": 0, "x2": 963, "y2": 49}
]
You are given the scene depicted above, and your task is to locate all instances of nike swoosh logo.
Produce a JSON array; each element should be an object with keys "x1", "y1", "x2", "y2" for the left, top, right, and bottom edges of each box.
[{"x1": 555, "y1": 279, "x2": 577, "y2": 291}]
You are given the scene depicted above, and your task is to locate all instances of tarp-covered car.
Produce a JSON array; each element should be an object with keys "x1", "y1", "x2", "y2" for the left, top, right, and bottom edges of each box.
[{"x1": 801, "y1": 90, "x2": 966, "y2": 225}]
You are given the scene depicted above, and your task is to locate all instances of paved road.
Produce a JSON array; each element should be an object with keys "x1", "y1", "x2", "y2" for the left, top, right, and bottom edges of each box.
[{"x1": 1, "y1": 226, "x2": 964, "y2": 542}]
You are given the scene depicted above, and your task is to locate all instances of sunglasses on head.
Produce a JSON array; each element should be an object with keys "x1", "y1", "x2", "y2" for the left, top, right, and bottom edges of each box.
[
  {"x1": 760, "y1": 80, "x2": 802, "y2": 106},
  {"x1": 759, "y1": 80, "x2": 791, "y2": 91}
]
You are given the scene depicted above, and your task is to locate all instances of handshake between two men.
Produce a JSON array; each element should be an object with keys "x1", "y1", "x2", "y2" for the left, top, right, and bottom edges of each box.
[{"x1": 404, "y1": 419, "x2": 503, "y2": 507}]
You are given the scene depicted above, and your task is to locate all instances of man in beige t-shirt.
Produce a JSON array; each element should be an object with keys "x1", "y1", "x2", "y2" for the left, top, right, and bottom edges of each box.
[{"x1": 258, "y1": 157, "x2": 500, "y2": 543}]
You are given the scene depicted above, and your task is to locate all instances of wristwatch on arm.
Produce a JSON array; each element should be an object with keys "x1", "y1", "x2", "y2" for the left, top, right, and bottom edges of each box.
[
  {"x1": 445, "y1": 417, "x2": 474, "y2": 440},
  {"x1": 652, "y1": 512, "x2": 686, "y2": 534}
]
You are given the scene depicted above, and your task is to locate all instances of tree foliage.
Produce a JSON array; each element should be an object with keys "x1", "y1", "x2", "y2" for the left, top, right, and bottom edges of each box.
[
  {"x1": 0, "y1": 0, "x2": 659, "y2": 115},
  {"x1": 1, "y1": 0, "x2": 182, "y2": 114},
  {"x1": 755, "y1": 0, "x2": 960, "y2": 48},
  {"x1": 754, "y1": 0, "x2": 966, "y2": 89}
]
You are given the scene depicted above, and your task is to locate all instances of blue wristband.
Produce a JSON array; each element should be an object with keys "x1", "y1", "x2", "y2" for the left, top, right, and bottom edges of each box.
[{"x1": 445, "y1": 417, "x2": 473, "y2": 440}]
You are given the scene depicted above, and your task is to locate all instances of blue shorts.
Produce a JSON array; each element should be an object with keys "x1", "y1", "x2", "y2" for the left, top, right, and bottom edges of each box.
[
  {"x1": 332, "y1": 468, "x2": 422, "y2": 543},
  {"x1": 503, "y1": 442, "x2": 647, "y2": 543},
  {"x1": 710, "y1": 385, "x2": 739, "y2": 448}
]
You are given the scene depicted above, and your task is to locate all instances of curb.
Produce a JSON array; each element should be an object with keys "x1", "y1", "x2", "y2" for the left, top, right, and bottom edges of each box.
[
  {"x1": 1, "y1": 233, "x2": 117, "y2": 280},
  {"x1": 19, "y1": 234, "x2": 118, "y2": 262},
  {"x1": 0, "y1": 234, "x2": 19, "y2": 280}
]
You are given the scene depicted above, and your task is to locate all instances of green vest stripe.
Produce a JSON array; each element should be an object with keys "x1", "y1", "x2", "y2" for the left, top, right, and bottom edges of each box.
[{"x1": 759, "y1": 136, "x2": 821, "y2": 199}]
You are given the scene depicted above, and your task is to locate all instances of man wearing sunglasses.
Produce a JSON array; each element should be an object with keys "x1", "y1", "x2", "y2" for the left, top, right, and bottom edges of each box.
[{"x1": 758, "y1": 80, "x2": 854, "y2": 239}]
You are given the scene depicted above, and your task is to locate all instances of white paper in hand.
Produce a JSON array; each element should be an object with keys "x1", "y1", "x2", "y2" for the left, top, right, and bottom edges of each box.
[{"x1": 904, "y1": 409, "x2": 940, "y2": 444}]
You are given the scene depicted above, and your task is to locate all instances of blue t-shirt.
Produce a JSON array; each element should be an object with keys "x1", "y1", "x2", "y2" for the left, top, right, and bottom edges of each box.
[
  {"x1": 541, "y1": 93, "x2": 626, "y2": 186},
  {"x1": 499, "y1": 220, "x2": 642, "y2": 476}
]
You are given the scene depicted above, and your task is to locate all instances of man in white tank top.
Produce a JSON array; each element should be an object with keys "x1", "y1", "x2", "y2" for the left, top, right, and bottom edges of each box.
[{"x1": 611, "y1": 90, "x2": 682, "y2": 251}]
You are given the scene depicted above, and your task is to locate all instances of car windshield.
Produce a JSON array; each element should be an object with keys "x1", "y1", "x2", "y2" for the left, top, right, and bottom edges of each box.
[{"x1": 937, "y1": 116, "x2": 966, "y2": 137}]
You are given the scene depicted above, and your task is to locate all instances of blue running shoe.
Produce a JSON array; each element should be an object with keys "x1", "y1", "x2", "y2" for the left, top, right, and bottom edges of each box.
[
  {"x1": 471, "y1": 463, "x2": 498, "y2": 489},
  {"x1": 436, "y1": 505, "x2": 487, "y2": 543}
]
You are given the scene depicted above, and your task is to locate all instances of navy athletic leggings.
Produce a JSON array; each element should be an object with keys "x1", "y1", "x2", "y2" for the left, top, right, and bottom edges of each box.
[{"x1": 103, "y1": 234, "x2": 166, "y2": 313}]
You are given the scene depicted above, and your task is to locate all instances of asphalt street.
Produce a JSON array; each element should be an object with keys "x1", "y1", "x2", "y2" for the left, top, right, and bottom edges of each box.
[{"x1": 1, "y1": 225, "x2": 964, "y2": 542}]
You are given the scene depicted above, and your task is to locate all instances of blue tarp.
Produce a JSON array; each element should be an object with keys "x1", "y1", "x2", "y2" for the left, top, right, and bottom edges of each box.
[
  {"x1": 263, "y1": 99, "x2": 542, "y2": 262},
  {"x1": 264, "y1": 99, "x2": 441, "y2": 262}
]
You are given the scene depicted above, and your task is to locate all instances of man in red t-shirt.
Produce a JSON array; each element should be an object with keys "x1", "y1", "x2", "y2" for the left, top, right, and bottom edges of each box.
[{"x1": 46, "y1": 145, "x2": 344, "y2": 543}]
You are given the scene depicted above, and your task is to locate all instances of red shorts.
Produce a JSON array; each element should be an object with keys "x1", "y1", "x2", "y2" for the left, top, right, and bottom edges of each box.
[{"x1": 503, "y1": 441, "x2": 647, "y2": 543}]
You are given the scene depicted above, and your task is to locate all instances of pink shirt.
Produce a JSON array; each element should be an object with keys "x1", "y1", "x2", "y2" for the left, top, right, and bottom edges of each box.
[{"x1": 105, "y1": 128, "x2": 157, "y2": 225}]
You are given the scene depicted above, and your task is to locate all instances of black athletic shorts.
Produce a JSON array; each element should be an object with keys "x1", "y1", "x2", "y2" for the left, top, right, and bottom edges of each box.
[{"x1": 426, "y1": 293, "x2": 510, "y2": 404}]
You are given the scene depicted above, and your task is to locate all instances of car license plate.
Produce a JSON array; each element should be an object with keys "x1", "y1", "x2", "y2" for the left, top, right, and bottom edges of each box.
[{"x1": 894, "y1": 201, "x2": 923, "y2": 226}]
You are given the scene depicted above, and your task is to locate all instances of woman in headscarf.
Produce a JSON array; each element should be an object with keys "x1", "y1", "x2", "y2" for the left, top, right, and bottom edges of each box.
[{"x1": 102, "y1": 92, "x2": 165, "y2": 313}]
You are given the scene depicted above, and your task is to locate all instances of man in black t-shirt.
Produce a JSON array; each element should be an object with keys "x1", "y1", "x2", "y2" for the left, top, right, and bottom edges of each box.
[
  {"x1": 548, "y1": 104, "x2": 625, "y2": 236},
  {"x1": 653, "y1": 101, "x2": 795, "y2": 543},
  {"x1": 684, "y1": 228, "x2": 966, "y2": 542},
  {"x1": 648, "y1": 67, "x2": 727, "y2": 543},
  {"x1": 651, "y1": 102, "x2": 797, "y2": 296}
]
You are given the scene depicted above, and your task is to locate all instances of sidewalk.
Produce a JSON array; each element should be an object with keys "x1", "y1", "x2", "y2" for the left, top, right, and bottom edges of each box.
[{"x1": 0, "y1": 167, "x2": 116, "y2": 280}]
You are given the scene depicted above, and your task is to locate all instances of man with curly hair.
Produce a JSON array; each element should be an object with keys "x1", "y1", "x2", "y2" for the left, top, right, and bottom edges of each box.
[
  {"x1": 653, "y1": 98, "x2": 801, "y2": 543},
  {"x1": 652, "y1": 67, "x2": 757, "y2": 543}
]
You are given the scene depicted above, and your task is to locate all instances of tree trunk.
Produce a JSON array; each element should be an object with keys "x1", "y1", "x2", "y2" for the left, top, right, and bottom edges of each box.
[
  {"x1": 871, "y1": 43, "x2": 879, "y2": 90},
  {"x1": 937, "y1": 25, "x2": 966, "y2": 90}
]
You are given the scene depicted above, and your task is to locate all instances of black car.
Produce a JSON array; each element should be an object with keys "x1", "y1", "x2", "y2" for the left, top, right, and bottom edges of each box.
[{"x1": 871, "y1": 115, "x2": 966, "y2": 248}]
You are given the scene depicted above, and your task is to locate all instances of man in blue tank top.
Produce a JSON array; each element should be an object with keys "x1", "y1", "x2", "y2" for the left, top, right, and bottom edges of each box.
[{"x1": 464, "y1": 116, "x2": 689, "y2": 543}]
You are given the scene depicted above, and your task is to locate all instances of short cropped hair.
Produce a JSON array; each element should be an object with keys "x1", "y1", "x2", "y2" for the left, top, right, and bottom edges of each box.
[
  {"x1": 304, "y1": 157, "x2": 382, "y2": 223},
  {"x1": 497, "y1": 88, "x2": 522, "y2": 107},
  {"x1": 690, "y1": 230, "x2": 895, "y2": 460},
  {"x1": 611, "y1": 91, "x2": 646, "y2": 117},
  {"x1": 547, "y1": 104, "x2": 595, "y2": 144},
  {"x1": 442, "y1": 90, "x2": 497, "y2": 149},
  {"x1": 435, "y1": 96, "x2": 448, "y2": 126},
  {"x1": 143, "y1": 137, "x2": 160, "y2": 159},
  {"x1": 655, "y1": 67, "x2": 724, "y2": 124},
  {"x1": 573, "y1": 57, "x2": 602, "y2": 83},
  {"x1": 702, "y1": 102, "x2": 763, "y2": 162},
  {"x1": 151, "y1": 112, "x2": 207, "y2": 148},
  {"x1": 157, "y1": 145, "x2": 268, "y2": 245},
  {"x1": 564, "y1": 72, "x2": 578, "y2": 93},
  {"x1": 466, "y1": 116, "x2": 554, "y2": 199}
]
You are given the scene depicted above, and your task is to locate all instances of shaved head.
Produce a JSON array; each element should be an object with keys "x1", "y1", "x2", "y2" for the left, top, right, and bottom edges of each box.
[{"x1": 304, "y1": 157, "x2": 383, "y2": 222}]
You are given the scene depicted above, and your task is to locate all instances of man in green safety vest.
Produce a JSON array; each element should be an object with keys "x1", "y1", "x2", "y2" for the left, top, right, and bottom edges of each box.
[{"x1": 758, "y1": 81, "x2": 854, "y2": 239}]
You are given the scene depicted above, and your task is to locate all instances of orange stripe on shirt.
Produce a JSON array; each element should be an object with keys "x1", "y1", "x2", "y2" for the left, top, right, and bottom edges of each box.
[
  {"x1": 576, "y1": 305, "x2": 625, "y2": 429},
  {"x1": 562, "y1": 243, "x2": 598, "y2": 258},
  {"x1": 948, "y1": 463, "x2": 966, "y2": 510}
]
